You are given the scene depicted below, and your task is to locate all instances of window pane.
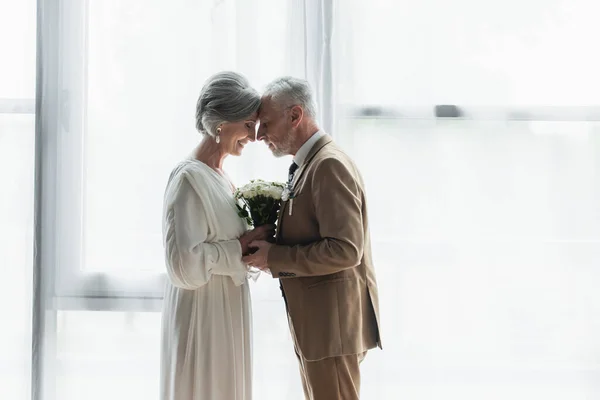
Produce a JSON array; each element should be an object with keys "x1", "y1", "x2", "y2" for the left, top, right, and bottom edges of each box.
[
  {"x1": 55, "y1": 311, "x2": 161, "y2": 400},
  {"x1": 54, "y1": 297, "x2": 303, "y2": 400},
  {"x1": 337, "y1": 119, "x2": 600, "y2": 240},
  {"x1": 0, "y1": 1, "x2": 35, "y2": 397},
  {"x1": 82, "y1": 0, "x2": 290, "y2": 273},
  {"x1": 340, "y1": 0, "x2": 600, "y2": 106},
  {"x1": 337, "y1": 118, "x2": 600, "y2": 399},
  {"x1": 0, "y1": 0, "x2": 36, "y2": 99},
  {"x1": 0, "y1": 114, "x2": 35, "y2": 399}
]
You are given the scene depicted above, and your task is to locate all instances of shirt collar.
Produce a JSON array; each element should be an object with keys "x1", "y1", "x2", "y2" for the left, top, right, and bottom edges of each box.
[{"x1": 293, "y1": 130, "x2": 326, "y2": 167}]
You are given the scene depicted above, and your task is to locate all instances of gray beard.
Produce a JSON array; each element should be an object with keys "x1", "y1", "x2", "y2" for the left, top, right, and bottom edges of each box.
[
  {"x1": 271, "y1": 149, "x2": 287, "y2": 158},
  {"x1": 271, "y1": 130, "x2": 294, "y2": 158}
]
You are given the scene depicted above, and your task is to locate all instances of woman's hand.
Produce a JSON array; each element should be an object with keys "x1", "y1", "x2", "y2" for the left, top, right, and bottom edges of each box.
[{"x1": 239, "y1": 224, "x2": 275, "y2": 255}]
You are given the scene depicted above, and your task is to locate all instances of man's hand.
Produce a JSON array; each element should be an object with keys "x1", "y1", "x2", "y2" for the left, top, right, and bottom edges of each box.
[
  {"x1": 239, "y1": 225, "x2": 275, "y2": 255},
  {"x1": 242, "y1": 240, "x2": 273, "y2": 271}
]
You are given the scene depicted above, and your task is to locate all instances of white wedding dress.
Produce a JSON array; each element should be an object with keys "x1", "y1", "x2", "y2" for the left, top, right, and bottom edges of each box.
[{"x1": 160, "y1": 159, "x2": 252, "y2": 400}]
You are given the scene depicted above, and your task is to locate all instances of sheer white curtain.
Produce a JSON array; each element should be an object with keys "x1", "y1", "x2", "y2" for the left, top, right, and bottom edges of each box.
[
  {"x1": 0, "y1": 0, "x2": 36, "y2": 399},
  {"x1": 3, "y1": 0, "x2": 600, "y2": 399},
  {"x1": 32, "y1": 1, "x2": 330, "y2": 400},
  {"x1": 334, "y1": 0, "x2": 600, "y2": 398}
]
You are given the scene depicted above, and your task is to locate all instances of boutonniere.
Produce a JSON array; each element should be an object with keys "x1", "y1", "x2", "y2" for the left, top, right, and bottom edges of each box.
[
  {"x1": 281, "y1": 182, "x2": 299, "y2": 215},
  {"x1": 281, "y1": 185, "x2": 296, "y2": 202}
]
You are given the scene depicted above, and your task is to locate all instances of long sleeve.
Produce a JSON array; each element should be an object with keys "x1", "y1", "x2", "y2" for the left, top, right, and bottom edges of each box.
[
  {"x1": 163, "y1": 177, "x2": 247, "y2": 290},
  {"x1": 268, "y1": 157, "x2": 365, "y2": 277}
]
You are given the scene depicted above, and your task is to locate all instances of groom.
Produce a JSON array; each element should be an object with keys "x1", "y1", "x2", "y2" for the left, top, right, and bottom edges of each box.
[{"x1": 243, "y1": 77, "x2": 381, "y2": 400}]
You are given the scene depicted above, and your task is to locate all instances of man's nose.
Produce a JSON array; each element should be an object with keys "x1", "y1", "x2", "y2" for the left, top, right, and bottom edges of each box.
[{"x1": 256, "y1": 126, "x2": 265, "y2": 140}]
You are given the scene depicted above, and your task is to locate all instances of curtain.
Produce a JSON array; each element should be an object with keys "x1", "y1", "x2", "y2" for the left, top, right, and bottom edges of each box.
[
  {"x1": 32, "y1": 1, "x2": 332, "y2": 399},
  {"x1": 1, "y1": 0, "x2": 600, "y2": 399},
  {"x1": 333, "y1": 0, "x2": 600, "y2": 398},
  {"x1": 0, "y1": 0, "x2": 36, "y2": 398}
]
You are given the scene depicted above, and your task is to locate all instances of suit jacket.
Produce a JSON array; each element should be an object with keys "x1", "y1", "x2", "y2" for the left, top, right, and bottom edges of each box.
[{"x1": 268, "y1": 135, "x2": 382, "y2": 361}]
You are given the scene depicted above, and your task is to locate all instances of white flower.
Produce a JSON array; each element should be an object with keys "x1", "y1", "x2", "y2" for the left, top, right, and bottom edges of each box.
[
  {"x1": 234, "y1": 179, "x2": 286, "y2": 226},
  {"x1": 237, "y1": 179, "x2": 284, "y2": 200}
]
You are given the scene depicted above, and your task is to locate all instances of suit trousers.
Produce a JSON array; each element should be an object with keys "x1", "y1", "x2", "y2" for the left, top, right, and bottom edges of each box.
[{"x1": 288, "y1": 313, "x2": 367, "y2": 400}]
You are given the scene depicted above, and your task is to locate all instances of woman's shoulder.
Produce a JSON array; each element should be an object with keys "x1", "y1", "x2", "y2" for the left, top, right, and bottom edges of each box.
[
  {"x1": 164, "y1": 159, "x2": 213, "y2": 201},
  {"x1": 167, "y1": 159, "x2": 209, "y2": 185}
]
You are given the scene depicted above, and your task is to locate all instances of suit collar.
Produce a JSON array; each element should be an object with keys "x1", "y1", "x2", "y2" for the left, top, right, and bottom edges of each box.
[
  {"x1": 293, "y1": 130, "x2": 327, "y2": 167},
  {"x1": 292, "y1": 135, "x2": 332, "y2": 191},
  {"x1": 276, "y1": 135, "x2": 333, "y2": 239}
]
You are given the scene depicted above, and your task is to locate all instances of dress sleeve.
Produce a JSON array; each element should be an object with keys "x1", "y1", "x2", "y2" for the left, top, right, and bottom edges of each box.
[{"x1": 163, "y1": 176, "x2": 247, "y2": 290}]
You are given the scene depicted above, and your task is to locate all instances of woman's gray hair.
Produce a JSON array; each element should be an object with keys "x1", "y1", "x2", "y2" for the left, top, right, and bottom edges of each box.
[
  {"x1": 263, "y1": 76, "x2": 317, "y2": 119},
  {"x1": 195, "y1": 71, "x2": 261, "y2": 136}
]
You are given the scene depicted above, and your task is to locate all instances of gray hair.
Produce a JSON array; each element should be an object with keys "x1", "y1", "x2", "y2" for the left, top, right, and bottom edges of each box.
[
  {"x1": 263, "y1": 76, "x2": 317, "y2": 119},
  {"x1": 195, "y1": 71, "x2": 261, "y2": 136}
]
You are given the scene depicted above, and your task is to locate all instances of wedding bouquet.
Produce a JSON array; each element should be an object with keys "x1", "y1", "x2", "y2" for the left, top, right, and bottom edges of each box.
[{"x1": 234, "y1": 179, "x2": 286, "y2": 227}]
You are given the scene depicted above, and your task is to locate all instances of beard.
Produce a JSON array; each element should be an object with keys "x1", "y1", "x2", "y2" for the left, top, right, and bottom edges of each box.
[
  {"x1": 271, "y1": 148, "x2": 287, "y2": 158},
  {"x1": 269, "y1": 129, "x2": 295, "y2": 158}
]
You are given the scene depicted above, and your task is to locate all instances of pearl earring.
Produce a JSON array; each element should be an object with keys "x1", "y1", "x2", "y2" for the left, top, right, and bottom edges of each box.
[{"x1": 216, "y1": 127, "x2": 221, "y2": 143}]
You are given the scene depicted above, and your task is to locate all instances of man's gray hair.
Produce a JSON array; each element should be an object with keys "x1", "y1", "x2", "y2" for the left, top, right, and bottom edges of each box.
[
  {"x1": 263, "y1": 76, "x2": 317, "y2": 119},
  {"x1": 195, "y1": 71, "x2": 260, "y2": 136}
]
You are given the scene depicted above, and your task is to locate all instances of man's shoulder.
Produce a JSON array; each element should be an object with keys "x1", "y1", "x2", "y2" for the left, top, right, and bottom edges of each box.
[
  {"x1": 304, "y1": 142, "x2": 367, "y2": 192},
  {"x1": 311, "y1": 141, "x2": 358, "y2": 172}
]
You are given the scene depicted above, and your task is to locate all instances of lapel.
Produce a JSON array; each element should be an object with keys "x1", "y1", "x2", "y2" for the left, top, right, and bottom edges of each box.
[
  {"x1": 276, "y1": 135, "x2": 333, "y2": 240},
  {"x1": 292, "y1": 135, "x2": 332, "y2": 192}
]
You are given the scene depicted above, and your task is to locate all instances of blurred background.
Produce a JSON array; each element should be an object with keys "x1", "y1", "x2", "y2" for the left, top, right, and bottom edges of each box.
[{"x1": 1, "y1": 0, "x2": 599, "y2": 399}]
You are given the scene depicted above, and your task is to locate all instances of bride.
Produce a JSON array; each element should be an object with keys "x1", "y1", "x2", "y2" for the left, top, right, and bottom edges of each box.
[{"x1": 160, "y1": 71, "x2": 273, "y2": 400}]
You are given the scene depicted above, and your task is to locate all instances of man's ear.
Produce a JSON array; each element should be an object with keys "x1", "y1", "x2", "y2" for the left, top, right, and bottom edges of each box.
[{"x1": 289, "y1": 105, "x2": 304, "y2": 128}]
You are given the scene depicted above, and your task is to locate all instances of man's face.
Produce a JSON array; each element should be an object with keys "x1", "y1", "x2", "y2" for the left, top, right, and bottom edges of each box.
[{"x1": 257, "y1": 96, "x2": 294, "y2": 157}]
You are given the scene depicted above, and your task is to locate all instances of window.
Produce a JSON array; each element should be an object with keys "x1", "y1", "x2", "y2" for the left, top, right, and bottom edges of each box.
[
  {"x1": 36, "y1": 1, "x2": 303, "y2": 399},
  {"x1": 5, "y1": 0, "x2": 600, "y2": 398},
  {"x1": 0, "y1": 0, "x2": 36, "y2": 397},
  {"x1": 332, "y1": 0, "x2": 600, "y2": 397}
]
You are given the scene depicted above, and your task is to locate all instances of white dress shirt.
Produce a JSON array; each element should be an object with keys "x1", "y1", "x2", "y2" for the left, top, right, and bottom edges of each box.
[{"x1": 293, "y1": 130, "x2": 327, "y2": 167}]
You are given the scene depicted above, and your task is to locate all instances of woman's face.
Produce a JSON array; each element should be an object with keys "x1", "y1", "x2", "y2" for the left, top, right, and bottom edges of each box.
[{"x1": 218, "y1": 112, "x2": 258, "y2": 156}]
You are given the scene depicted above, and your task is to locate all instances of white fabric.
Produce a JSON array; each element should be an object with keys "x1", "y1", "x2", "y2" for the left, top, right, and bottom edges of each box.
[
  {"x1": 160, "y1": 159, "x2": 252, "y2": 400},
  {"x1": 297, "y1": 0, "x2": 334, "y2": 134},
  {"x1": 293, "y1": 130, "x2": 327, "y2": 166},
  {"x1": 16, "y1": 1, "x2": 600, "y2": 399}
]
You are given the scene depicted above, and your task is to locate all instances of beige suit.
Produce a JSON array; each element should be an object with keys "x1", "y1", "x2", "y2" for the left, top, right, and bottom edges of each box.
[{"x1": 268, "y1": 135, "x2": 381, "y2": 399}]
